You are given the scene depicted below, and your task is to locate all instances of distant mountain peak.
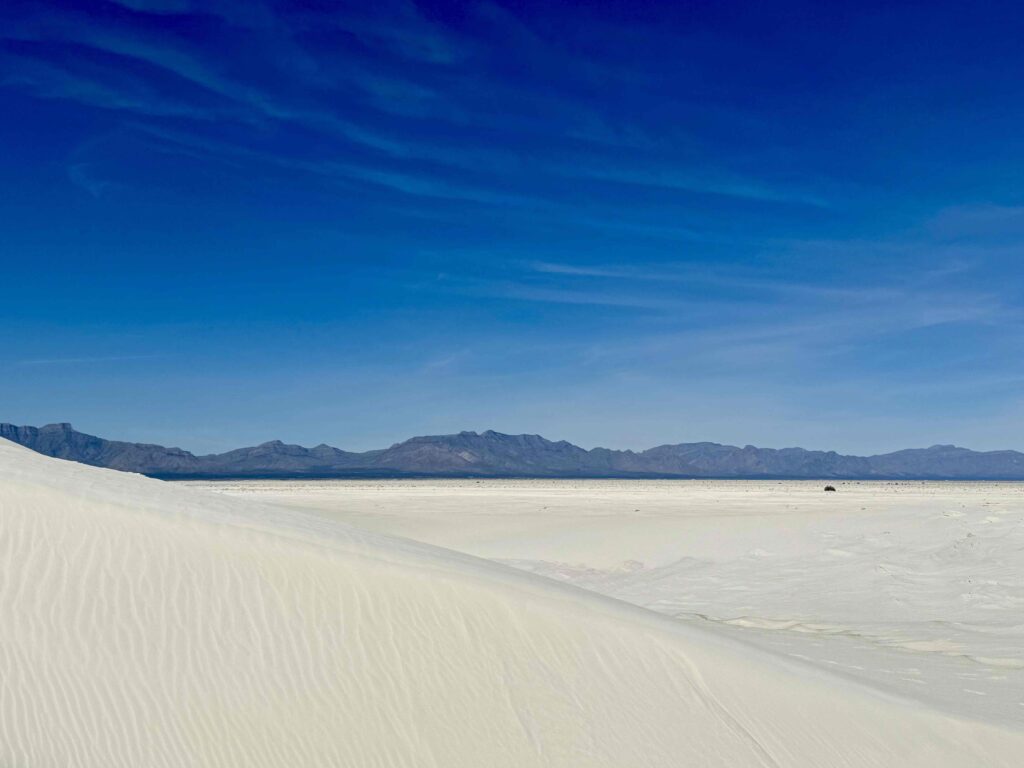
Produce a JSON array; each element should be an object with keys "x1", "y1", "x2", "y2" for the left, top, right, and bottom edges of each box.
[{"x1": 41, "y1": 422, "x2": 75, "y2": 432}]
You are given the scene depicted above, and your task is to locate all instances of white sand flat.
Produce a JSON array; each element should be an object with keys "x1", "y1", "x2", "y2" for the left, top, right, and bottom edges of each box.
[
  {"x1": 3, "y1": 441, "x2": 1022, "y2": 767},
  {"x1": 203, "y1": 477, "x2": 1024, "y2": 726}
]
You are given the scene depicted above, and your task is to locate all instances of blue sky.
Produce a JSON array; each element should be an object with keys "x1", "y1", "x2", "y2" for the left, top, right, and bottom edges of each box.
[{"x1": 3, "y1": 0, "x2": 1024, "y2": 453}]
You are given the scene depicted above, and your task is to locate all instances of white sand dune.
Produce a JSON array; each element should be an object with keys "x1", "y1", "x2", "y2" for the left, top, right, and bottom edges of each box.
[{"x1": 2, "y1": 441, "x2": 1022, "y2": 767}]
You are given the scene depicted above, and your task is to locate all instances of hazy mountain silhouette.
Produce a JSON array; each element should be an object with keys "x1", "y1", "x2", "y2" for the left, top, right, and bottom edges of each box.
[{"x1": 4, "y1": 423, "x2": 1024, "y2": 479}]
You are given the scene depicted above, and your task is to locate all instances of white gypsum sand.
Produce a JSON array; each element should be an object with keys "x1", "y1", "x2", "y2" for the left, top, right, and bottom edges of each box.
[
  {"x1": 194, "y1": 478, "x2": 1024, "y2": 728},
  {"x1": 4, "y1": 440, "x2": 1023, "y2": 767}
]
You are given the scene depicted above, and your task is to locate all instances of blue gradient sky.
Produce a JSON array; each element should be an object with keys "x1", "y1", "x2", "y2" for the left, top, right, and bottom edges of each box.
[{"x1": 3, "y1": 0, "x2": 1024, "y2": 453}]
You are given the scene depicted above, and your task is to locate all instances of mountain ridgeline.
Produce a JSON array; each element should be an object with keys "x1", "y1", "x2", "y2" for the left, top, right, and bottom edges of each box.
[{"x1": 3, "y1": 423, "x2": 1024, "y2": 480}]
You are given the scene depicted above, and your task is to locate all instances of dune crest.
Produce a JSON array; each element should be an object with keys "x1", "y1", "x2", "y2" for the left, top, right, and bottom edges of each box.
[{"x1": 0, "y1": 438, "x2": 1020, "y2": 767}]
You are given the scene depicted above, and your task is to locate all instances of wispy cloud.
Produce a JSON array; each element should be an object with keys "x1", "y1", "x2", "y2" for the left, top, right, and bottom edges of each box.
[
  {"x1": 66, "y1": 163, "x2": 115, "y2": 197},
  {"x1": 480, "y1": 253, "x2": 1020, "y2": 380},
  {"x1": 0, "y1": 0, "x2": 827, "y2": 219},
  {"x1": 14, "y1": 355, "x2": 167, "y2": 368},
  {"x1": 528, "y1": 262, "x2": 635, "y2": 279}
]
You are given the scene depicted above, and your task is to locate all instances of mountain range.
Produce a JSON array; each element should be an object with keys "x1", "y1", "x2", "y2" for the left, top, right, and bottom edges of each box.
[{"x1": 3, "y1": 422, "x2": 1024, "y2": 479}]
